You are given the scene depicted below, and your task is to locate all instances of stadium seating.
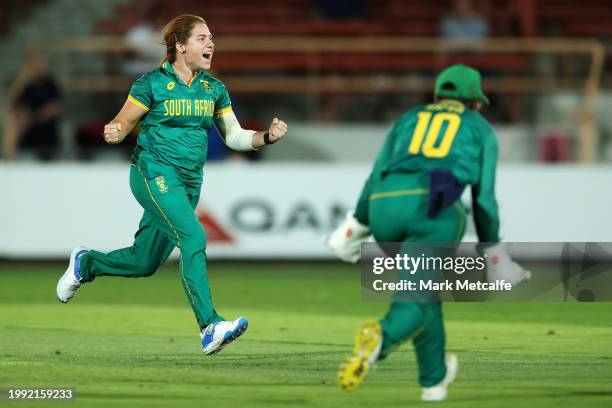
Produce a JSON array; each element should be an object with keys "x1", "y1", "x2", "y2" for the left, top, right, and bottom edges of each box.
[
  {"x1": 93, "y1": 0, "x2": 536, "y2": 75},
  {"x1": 88, "y1": 0, "x2": 610, "y2": 122},
  {"x1": 0, "y1": 0, "x2": 48, "y2": 37},
  {"x1": 94, "y1": 0, "x2": 611, "y2": 74}
]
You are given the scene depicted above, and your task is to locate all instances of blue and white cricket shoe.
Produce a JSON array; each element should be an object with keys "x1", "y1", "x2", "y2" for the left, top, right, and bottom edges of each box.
[
  {"x1": 56, "y1": 246, "x2": 88, "y2": 303},
  {"x1": 201, "y1": 317, "x2": 249, "y2": 355}
]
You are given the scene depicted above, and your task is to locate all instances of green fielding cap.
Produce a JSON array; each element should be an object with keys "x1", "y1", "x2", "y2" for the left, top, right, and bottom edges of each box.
[{"x1": 434, "y1": 64, "x2": 489, "y2": 105}]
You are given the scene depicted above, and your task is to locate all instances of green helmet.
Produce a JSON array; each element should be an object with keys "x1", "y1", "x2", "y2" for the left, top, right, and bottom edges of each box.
[{"x1": 434, "y1": 64, "x2": 489, "y2": 105}]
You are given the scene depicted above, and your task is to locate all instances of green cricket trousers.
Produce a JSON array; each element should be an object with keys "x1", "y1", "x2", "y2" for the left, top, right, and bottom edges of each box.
[
  {"x1": 78, "y1": 160, "x2": 222, "y2": 329},
  {"x1": 368, "y1": 171, "x2": 466, "y2": 387}
]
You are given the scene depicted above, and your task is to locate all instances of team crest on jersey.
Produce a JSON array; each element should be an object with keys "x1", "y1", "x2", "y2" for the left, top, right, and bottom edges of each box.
[
  {"x1": 166, "y1": 81, "x2": 176, "y2": 91},
  {"x1": 200, "y1": 80, "x2": 212, "y2": 92},
  {"x1": 154, "y1": 176, "x2": 168, "y2": 193}
]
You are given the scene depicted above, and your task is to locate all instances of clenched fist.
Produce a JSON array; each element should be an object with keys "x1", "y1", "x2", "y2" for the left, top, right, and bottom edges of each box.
[
  {"x1": 267, "y1": 118, "x2": 288, "y2": 144},
  {"x1": 104, "y1": 122, "x2": 125, "y2": 144}
]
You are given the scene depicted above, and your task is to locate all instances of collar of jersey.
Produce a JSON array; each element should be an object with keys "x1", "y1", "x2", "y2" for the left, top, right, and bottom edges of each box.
[
  {"x1": 161, "y1": 61, "x2": 202, "y2": 87},
  {"x1": 438, "y1": 99, "x2": 466, "y2": 108}
]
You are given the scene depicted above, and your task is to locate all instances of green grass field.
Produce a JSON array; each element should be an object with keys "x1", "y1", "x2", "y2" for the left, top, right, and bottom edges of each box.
[{"x1": 1, "y1": 262, "x2": 611, "y2": 407}]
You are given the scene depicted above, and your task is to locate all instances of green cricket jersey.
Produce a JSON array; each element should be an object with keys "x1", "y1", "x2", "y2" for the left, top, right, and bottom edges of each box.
[
  {"x1": 355, "y1": 100, "x2": 500, "y2": 242},
  {"x1": 128, "y1": 61, "x2": 232, "y2": 186}
]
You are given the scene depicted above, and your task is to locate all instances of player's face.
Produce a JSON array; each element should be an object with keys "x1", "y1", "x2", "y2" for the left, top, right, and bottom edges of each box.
[{"x1": 183, "y1": 23, "x2": 214, "y2": 70}]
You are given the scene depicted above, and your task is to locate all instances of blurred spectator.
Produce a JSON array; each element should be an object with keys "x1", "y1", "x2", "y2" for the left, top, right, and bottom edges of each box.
[
  {"x1": 440, "y1": 0, "x2": 488, "y2": 42},
  {"x1": 437, "y1": 0, "x2": 494, "y2": 114},
  {"x1": 123, "y1": 2, "x2": 165, "y2": 76},
  {"x1": 2, "y1": 48, "x2": 62, "y2": 161},
  {"x1": 539, "y1": 131, "x2": 571, "y2": 162}
]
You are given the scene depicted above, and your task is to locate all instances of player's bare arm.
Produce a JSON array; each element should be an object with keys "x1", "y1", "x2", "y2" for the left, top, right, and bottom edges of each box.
[{"x1": 103, "y1": 98, "x2": 146, "y2": 144}]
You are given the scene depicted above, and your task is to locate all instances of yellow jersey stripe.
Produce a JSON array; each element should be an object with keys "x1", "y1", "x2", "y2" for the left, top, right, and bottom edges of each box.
[
  {"x1": 214, "y1": 106, "x2": 233, "y2": 116},
  {"x1": 369, "y1": 188, "x2": 429, "y2": 200},
  {"x1": 454, "y1": 202, "x2": 466, "y2": 243},
  {"x1": 188, "y1": 74, "x2": 197, "y2": 87},
  {"x1": 128, "y1": 95, "x2": 150, "y2": 111},
  {"x1": 134, "y1": 165, "x2": 199, "y2": 325}
]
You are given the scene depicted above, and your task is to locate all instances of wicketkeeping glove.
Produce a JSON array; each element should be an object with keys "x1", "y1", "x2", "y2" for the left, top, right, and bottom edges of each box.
[
  {"x1": 484, "y1": 243, "x2": 532, "y2": 286},
  {"x1": 322, "y1": 211, "x2": 371, "y2": 263}
]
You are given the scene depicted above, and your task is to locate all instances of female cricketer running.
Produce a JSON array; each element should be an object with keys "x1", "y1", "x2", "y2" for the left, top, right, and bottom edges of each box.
[
  {"x1": 324, "y1": 64, "x2": 529, "y2": 401},
  {"x1": 56, "y1": 14, "x2": 288, "y2": 355}
]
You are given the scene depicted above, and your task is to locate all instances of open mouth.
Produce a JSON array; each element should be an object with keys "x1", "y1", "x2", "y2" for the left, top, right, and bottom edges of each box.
[{"x1": 203, "y1": 52, "x2": 212, "y2": 60}]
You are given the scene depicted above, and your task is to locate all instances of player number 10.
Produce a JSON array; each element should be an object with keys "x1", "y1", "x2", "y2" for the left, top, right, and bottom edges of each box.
[{"x1": 408, "y1": 112, "x2": 461, "y2": 158}]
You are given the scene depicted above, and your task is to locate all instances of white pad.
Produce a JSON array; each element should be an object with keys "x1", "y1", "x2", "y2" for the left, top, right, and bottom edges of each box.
[
  {"x1": 322, "y1": 211, "x2": 370, "y2": 263},
  {"x1": 214, "y1": 109, "x2": 256, "y2": 151},
  {"x1": 484, "y1": 243, "x2": 532, "y2": 286}
]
